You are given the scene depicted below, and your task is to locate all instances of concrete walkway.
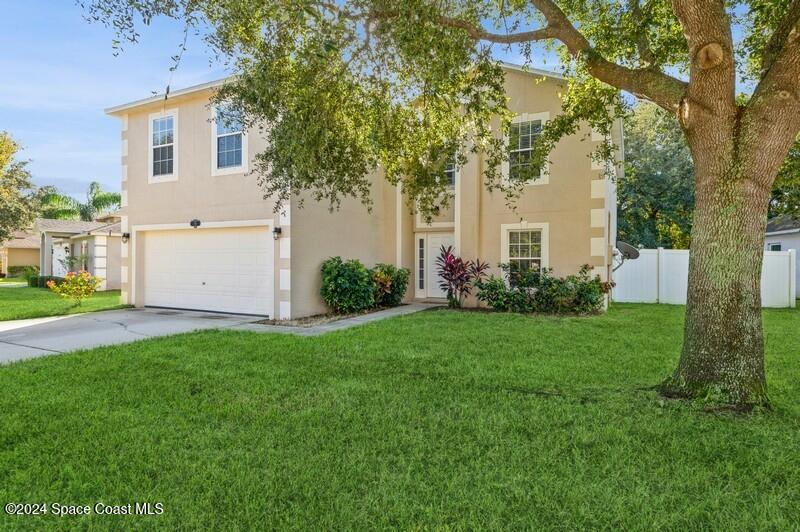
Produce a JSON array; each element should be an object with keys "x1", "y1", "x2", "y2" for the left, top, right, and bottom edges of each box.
[
  {"x1": 233, "y1": 302, "x2": 439, "y2": 336},
  {"x1": 0, "y1": 303, "x2": 438, "y2": 364}
]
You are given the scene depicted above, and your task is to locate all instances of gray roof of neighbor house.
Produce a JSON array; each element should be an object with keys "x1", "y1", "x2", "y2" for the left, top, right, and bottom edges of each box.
[
  {"x1": 35, "y1": 218, "x2": 109, "y2": 234},
  {"x1": 1, "y1": 230, "x2": 40, "y2": 249},
  {"x1": 766, "y1": 215, "x2": 800, "y2": 235}
]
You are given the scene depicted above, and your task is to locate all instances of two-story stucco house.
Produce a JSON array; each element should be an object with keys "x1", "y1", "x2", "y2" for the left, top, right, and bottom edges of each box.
[{"x1": 105, "y1": 63, "x2": 620, "y2": 319}]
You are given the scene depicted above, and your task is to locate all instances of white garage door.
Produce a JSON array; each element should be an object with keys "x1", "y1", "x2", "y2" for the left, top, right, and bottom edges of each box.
[{"x1": 143, "y1": 226, "x2": 273, "y2": 316}]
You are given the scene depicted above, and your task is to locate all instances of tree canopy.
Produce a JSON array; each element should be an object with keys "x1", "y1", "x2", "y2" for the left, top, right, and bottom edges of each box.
[
  {"x1": 0, "y1": 132, "x2": 39, "y2": 244},
  {"x1": 618, "y1": 103, "x2": 694, "y2": 249},
  {"x1": 619, "y1": 103, "x2": 800, "y2": 249},
  {"x1": 770, "y1": 139, "x2": 800, "y2": 219},
  {"x1": 82, "y1": 1, "x2": 800, "y2": 218}
]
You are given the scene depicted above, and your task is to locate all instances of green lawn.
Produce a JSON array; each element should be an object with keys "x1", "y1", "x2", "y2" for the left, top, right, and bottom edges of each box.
[
  {"x1": 0, "y1": 288, "x2": 125, "y2": 321},
  {"x1": 1, "y1": 304, "x2": 798, "y2": 529}
]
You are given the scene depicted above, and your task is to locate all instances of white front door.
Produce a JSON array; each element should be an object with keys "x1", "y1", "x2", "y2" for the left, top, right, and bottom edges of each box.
[
  {"x1": 416, "y1": 232, "x2": 455, "y2": 299},
  {"x1": 142, "y1": 226, "x2": 274, "y2": 316},
  {"x1": 51, "y1": 241, "x2": 70, "y2": 277}
]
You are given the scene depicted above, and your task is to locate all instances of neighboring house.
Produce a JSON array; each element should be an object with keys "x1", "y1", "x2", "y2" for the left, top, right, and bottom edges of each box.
[
  {"x1": 765, "y1": 215, "x2": 800, "y2": 297},
  {"x1": 37, "y1": 217, "x2": 123, "y2": 290},
  {"x1": 0, "y1": 231, "x2": 40, "y2": 277},
  {"x1": 105, "y1": 63, "x2": 620, "y2": 318}
]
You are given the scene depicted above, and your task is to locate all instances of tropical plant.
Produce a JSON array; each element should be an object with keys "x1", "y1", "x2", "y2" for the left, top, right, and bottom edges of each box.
[
  {"x1": 435, "y1": 246, "x2": 489, "y2": 308},
  {"x1": 0, "y1": 132, "x2": 38, "y2": 243},
  {"x1": 47, "y1": 271, "x2": 103, "y2": 306},
  {"x1": 58, "y1": 253, "x2": 88, "y2": 274},
  {"x1": 39, "y1": 182, "x2": 120, "y2": 221},
  {"x1": 371, "y1": 263, "x2": 410, "y2": 307}
]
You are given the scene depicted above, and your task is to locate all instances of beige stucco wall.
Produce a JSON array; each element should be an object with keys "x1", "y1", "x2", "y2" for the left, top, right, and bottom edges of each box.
[
  {"x1": 112, "y1": 65, "x2": 618, "y2": 317},
  {"x1": 1, "y1": 248, "x2": 39, "y2": 275},
  {"x1": 104, "y1": 236, "x2": 122, "y2": 290},
  {"x1": 400, "y1": 68, "x2": 619, "y2": 304},
  {"x1": 117, "y1": 90, "x2": 283, "y2": 316},
  {"x1": 289, "y1": 172, "x2": 398, "y2": 318}
]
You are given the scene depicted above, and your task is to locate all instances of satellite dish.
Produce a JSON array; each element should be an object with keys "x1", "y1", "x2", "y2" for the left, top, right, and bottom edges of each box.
[
  {"x1": 613, "y1": 241, "x2": 640, "y2": 272},
  {"x1": 616, "y1": 241, "x2": 640, "y2": 260}
]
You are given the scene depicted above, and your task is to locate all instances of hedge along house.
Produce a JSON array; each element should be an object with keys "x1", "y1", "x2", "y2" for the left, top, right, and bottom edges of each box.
[
  {"x1": 0, "y1": 231, "x2": 40, "y2": 277},
  {"x1": 37, "y1": 217, "x2": 123, "y2": 290},
  {"x1": 105, "y1": 63, "x2": 620, "y2": 319}
]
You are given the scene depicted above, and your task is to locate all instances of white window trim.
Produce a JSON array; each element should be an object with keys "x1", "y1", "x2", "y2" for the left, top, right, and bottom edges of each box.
[
  {"x1": 148, "y1": 109, "x2": 179, "y2": 184},
  {"x1": 501, "y1": 112, "x2": 550, "y2": 186},
  {"x1": 211, "y1": 106, "x2": 249, "y2": 177},
  {"x1": 500, "y1": 222, "x2": 549, "y2": 269}
]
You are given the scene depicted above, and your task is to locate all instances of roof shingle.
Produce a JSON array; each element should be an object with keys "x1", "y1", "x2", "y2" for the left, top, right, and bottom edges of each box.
[
  {"x1": 1, "y1": 231, "x2": 39, "y2": 249},
  {"x1": 766, "y1": 215, "x2": 800, "y2": 234},
  {"x1": 35, "y1": 218, "x2": 108, "y2": 234}
]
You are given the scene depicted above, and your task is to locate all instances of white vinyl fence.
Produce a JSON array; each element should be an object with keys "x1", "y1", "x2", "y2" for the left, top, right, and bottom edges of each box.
[{"x1": 612, "y1": 248, "x2": 797, "y2": 308}]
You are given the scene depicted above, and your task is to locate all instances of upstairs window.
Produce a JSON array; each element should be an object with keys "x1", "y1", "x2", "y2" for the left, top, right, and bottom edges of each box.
[
  {"x1": 509, "y1": 120, "x2": 542, "y2": 181},
  {"x1": 152, "y1": 117, "x2": 174, "y2": 176},
  {"x1": 444, "y1": 161, "x2": 456, "y2": 187},
  {"x1": 149, "y1": 110, "x2": 178, "y2": 182},
  {"x1": 215, "y1": 106, "x2": 244, "y2": 171},
  {"x1": 768, "y1": 243, "x2": 782, "y2": 251}
]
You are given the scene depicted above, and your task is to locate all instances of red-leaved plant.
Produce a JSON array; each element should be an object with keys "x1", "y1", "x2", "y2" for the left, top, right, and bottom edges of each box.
[{"x1": 435, "y1": 245, "x2": 490, "y2": 308}]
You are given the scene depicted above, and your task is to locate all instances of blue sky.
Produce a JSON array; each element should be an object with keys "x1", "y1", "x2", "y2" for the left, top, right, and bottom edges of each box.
[
  {"x1": 0, "y1": 3, "x2": 556, "y2": 199},
  {"x1": 0, "y1": 2, "x2": 230, "y2": 198}
]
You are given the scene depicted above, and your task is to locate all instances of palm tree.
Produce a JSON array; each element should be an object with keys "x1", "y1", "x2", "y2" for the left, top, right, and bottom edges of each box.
[{"x1": 39, "y1": 182, "x2": 121, "y2": 221}]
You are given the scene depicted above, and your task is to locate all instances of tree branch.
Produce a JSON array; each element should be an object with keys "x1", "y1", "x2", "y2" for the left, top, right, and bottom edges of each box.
[
  {"x1": 760, "y1": 0, "x2": 800, "y2": 77},
  {"x1": 671, "y1": 0, "x2": 736, "y2": 120},
  {"x1": 440, "y1": 0, "x2": 687, "y2": 111},
  {"x1": 629, "y1": 0, "x2": 655, "y2": 66},
  {"x1": 742, "y1": 14, "x2": 800, "y2": 187},
  {"x1": 437, "y1": 16, "x2": 560, "y2": 44}
]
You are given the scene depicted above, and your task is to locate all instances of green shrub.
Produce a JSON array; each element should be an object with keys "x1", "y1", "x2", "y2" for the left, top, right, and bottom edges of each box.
[
  {"x1": 22, "y1": 265, "x2": 40, "y2": 282},
  {"x1": 35, "y1": 275, "x2": 65, "y2": 289},
  {"x1": 8, "y1": 265, "x2": 36, "y2": 278},
  {"x1": 476, "y1": 264, "x2": 612, "y2": 315},
  {"x1": 320, "y1": 257, "x2": 375, "y2": 313},
  {"x1": 28, "y1": 276, "x2": 39, "y2": 288},
  {"x1": 371, "y1": 263, "x2": 410, "y2": 307}
]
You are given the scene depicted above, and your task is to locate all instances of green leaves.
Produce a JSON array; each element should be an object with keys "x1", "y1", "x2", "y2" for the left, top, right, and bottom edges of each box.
[
  {"x1": 81, "y1": 0, "x2": 797, "y2": 219},
  {"x1": 618, "y1": 102, "x2": 695, "y2": 248},
  {"x1": 0, "y1": 132, "x2": 38, "y2": 243}
]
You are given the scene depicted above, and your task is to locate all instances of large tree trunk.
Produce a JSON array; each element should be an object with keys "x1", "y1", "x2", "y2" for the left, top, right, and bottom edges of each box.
[{"x1": 661, "y1": 121, "x2": 774, "y2": 407}]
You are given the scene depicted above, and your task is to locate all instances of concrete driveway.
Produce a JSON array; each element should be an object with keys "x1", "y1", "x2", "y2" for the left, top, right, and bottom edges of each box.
[{"x1": 0, "y1": 308, "x2": 260, "y2": 364}]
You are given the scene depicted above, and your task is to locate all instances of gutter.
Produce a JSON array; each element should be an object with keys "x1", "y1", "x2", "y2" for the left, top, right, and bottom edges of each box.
[
  {"x1": 104, "y1": 78, "x2": 230, "y2": 115},
  {"x1": 765, "y1": 229, "x2": 800, "y2": 236}
]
